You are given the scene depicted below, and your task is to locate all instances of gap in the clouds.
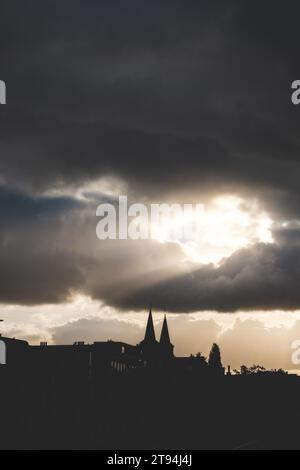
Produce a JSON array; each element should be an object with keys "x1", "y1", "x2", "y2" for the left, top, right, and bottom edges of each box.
[
  {"x1": 41, "y1": 175, "x2": 129, "y2": 202},
  {"x1": 165, "y1": 195, "x2": 275, "y2": 266},
  {"x1": 33, "y1": 182, "x2": 277, "y2": 267}
]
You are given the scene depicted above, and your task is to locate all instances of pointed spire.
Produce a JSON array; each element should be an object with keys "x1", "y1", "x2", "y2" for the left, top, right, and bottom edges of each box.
[
  {"x1": 160, "y1": 315, "x2": 171, "y2": 345},
  {"x1": 144, "y1": 307, "x2": 156, "y2": 343}
]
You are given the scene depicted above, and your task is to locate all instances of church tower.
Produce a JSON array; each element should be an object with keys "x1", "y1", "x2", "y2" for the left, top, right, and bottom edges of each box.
[
  {"x1": 139, "y1": 307, "x2": 160, "y2": 364},
  {"x1": 144, "y1": 307, "x2": 156, "y2": 344},
  {"x1": 159, "y1": 315, "x2": 174, "y2": 358}
]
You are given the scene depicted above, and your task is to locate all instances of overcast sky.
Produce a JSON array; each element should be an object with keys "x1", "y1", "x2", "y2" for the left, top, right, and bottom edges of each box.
[{"x1": 1, "y1": 1, "x2": 300, "y2": 369}]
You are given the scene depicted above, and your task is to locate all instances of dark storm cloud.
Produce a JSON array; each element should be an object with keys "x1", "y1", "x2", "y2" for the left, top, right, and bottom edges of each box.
[
  {"x1": 0, "y1": 188, "x2": 89, "y2": 304},
  {"x1": 0, "y1": 188, "x2": 189, "y2": 305},
  {"x1": 106, "y1": 243, "x2": 300, "y2": 313},
  {"x1": 3, "y1": 187, "x2": 300, "y2": 312},
  {"x1": 1, "y1": 1, "x2": 300, "y2": 311},
  {"x1": 0, "y1": 186, "x2": 82, "y2": 222},
  {"x1": 273, "y1": 224, "x2": 300, "y2": 247},
  {"x1": 0, "y1": 0, "x2": 300, "y2": 208}
]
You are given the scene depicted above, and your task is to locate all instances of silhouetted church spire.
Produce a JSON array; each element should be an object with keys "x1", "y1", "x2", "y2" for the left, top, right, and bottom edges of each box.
[
  {"x1": 160, "y1": 315, "x2": 171, "y2": 345},
  {"x1": 140, "y1": 309, "x2": 174, "y2": 361},
  {"x1": 160, "y1": 315, "x2": 174, "y2": 358},
  {"x1": 144, "y1": 307, "x2": 156, "y2": 343}
]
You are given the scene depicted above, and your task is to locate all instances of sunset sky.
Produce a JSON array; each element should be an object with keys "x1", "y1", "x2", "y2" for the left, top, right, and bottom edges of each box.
[{"x1": 1, "y1": 1, "x2": 300, "y2": 370}]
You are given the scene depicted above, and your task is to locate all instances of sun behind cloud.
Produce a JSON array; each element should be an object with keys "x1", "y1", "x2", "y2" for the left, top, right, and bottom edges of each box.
[{"x1": 153, "y1": 195, "x2": 274, "y2": 265}]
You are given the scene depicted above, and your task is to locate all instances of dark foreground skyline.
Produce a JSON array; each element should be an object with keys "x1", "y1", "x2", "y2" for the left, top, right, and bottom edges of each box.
[{"x1": 1, "y1": 309, "x2": 300, "y2": 450}]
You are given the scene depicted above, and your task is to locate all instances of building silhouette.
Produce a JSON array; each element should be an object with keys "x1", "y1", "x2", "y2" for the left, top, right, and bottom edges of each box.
[
  {"x1": 1, "y1": 308, "x2": 294, "y2": 379},
  {"x1": 0, "y1": 308, "x2": 299, "y2": 450},
  {"x1": 0, "y1": 308, "x2": 213, "y2": 376}
]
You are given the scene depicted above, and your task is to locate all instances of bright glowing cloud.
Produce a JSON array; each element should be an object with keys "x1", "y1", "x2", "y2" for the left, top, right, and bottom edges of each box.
[{"x1": 153, "y1": 195, "x2": 274, "y2": 265}]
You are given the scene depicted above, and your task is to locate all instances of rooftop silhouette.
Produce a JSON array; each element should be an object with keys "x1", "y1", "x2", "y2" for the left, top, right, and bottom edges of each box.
[{"x1": 0, "y1": 308, "x2": 299, "y2": 450}]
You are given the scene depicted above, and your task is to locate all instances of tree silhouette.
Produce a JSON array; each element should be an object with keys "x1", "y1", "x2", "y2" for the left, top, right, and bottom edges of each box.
[
  {"x1": 208, "y1": 343, "x2": 223, "y2": 370},
  {"x1": 240, "y1": 365, "x2": 266, "y2": 375},
  {"x1": 239, "y1": 365, "x2": 287, "y2": 375}
]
